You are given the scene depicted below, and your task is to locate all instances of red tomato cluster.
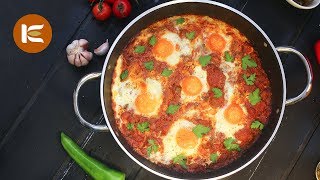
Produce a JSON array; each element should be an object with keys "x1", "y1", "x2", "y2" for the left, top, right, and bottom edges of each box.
[{"x1": 90, "y1": 0, "x2": 132, "y2": 21}]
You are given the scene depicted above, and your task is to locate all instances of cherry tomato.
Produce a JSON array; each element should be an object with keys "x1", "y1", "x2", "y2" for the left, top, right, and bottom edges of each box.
[
  {"x1": 92, "y1": 2, "x2": 112, "y2": 21},
  {"x1": 105, "y1": 0, "x2": 116, "y2": 4},
  {"x1": 315, "y1": 40, "x2": 320, "y2": 64},
  {"x1": 112, "y1": 0, "x2": 132, "y2": 18}
]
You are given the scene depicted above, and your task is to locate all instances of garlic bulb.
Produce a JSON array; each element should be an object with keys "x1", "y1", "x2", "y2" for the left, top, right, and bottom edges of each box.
[
  {"x1": 94, "y1": 39, "x2": 109, "y2": 56},
  {"x1": 66, "y1": 39, "x2": 93, "y2": 67}
]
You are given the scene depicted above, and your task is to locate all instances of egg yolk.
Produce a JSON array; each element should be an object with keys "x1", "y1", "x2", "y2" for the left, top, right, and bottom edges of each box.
[
  {"x1": 206, "y1": 33, "x2": 226, "y2": 52},
  {"x1": 135, "y1": 93, "x2": 158, "y2": 115},
  {"x1": 152, "y1": 38, "x2": 174, "y2": 58},
  {"x1": 181, "y1": 76, "x2": 203, "y2": 96},
  {"x1": 224, "y1": 104, "x2": 245, "y2": 124},
  {"x1": 176, "y1": 128, "x2": 198, "y2": 149}
]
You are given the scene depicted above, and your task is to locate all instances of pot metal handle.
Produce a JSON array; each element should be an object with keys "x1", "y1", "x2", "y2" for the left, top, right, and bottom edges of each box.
[
  {"x1": 276, "y1": 46, "x2": 313, "y2": 106},
  {"x1": 73, "y1": 72, "x2": 109, "y2": 132}
]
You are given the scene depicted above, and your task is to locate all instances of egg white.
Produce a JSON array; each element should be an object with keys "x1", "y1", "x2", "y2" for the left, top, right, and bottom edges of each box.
[
  {"x1": 184, "y1": 109, "x2": 200, "y2": 119},
  {"x1": 112, "y1": 56, "x2": 140, "y2": 119},
  {"x1": 221, "y1": 33, "x2": 233, "y2": 53},
  {"x1": 113, "y1": 80, "x2": 140, "y2": 116}
]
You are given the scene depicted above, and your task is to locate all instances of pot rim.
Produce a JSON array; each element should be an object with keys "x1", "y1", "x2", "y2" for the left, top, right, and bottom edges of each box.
[{"x1": 100, "y1": 0, "x2": 286, "y2": 179}]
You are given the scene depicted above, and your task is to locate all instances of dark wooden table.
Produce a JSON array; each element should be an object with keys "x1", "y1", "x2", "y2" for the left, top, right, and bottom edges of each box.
[{"x1": 1, "y1": 0, "x2": 319, "y2": 179}]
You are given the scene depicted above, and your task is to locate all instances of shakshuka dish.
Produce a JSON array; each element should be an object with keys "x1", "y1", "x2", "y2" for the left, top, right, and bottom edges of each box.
[{"x1": 111, "y1": 15, "x2": 271, "y2": 172}]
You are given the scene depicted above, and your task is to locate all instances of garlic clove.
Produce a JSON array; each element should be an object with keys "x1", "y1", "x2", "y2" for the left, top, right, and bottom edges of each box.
[
  {"x1": 74, "y1": 54, "x2": 82, "y2": 67},
  {"x1": 78, "y1": 39, "x2": 89, "y2": 49},
  {"x1": 79, "y1": 54, "x2": 89, "y2": 66},
  {"x1": 81, "y1": 51, "x2": 93, "y2": 61},
  {"x1": 94, "y1": 39, "x2": 109, "y2": 56},
  {"x1": 67, "y1": 54, "x2": 76, "y2": 65},
  {"x1": 66, "y1": 40, "x2": 78, "y2": 55}
]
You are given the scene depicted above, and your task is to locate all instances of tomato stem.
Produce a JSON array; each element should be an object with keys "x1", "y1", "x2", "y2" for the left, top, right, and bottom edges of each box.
[
  {"x1": 98, "y1": 0, "x2": 104, "y2": 11},
  {"x1": 117, "y1": 3, "x2": 124, "y2": 15}
]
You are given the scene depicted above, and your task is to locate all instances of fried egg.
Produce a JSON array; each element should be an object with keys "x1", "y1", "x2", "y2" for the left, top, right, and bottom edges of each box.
[
  {"x1": 113, "y1": 78, "x2": 164, "y2": 118},
  {"x1": 203, "y1": 31, "x2": 233, "y2": 54},
  {"x1": 214, "y1": 103, "x2": 247, "y2": 138},
  {"x1": 112, "y1": 57, "x2": 163, "y2": 117},
  {"x1": 134, "y1": 78, "x2": 163, "y2": 117},
  {"x1": 151, "y1": 119, "x2": 200, "y2": 164},
  {"x1": 152, "y1": 32, "x2": 191, "y2": 66},
  {"x1": 213, "y1": 80, "x2": 248, "y2": 138},
  {"x1": 180, "y1": 65, "x2": 209, "y2": 103}
]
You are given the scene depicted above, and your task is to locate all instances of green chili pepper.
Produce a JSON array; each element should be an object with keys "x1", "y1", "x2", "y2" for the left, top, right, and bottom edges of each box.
[{"x1": 60, "y1": 132, "x2": 125, "y2": 180}]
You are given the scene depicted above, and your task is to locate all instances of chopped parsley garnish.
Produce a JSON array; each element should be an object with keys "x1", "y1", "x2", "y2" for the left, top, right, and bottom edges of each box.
[
  {"x1": 212, "y1": 88, "x2": 223, "y2": 98},
  {"x1": 223, "y1": 137, "x2": 241, "y2": 151},
  {"x1": 120, "y1": 69, "x2": 128, "y2": 80},
  {"x1": 149, "y1": 35, "x2": 157, "y2": 46},
  {"x1": 127, "y1": 123, "x2": 134, "y2": 130},
  {"x1": 243, "y1": 74, "x2": 256, "y2": 85},
  {"x1": 249, "y1": 88, "x2": 261, "y2": 105},
  {"x1": 198, "y1": 55, "x2": 212, "y2": 67},
  {"x1": 161, "y1": 68, "x2": 173, "y2": 77},
  {"x1": 173, "y1": 154, "x2": 187, "y2": 169},
  {"x1": 210, "y1": 153, "x2": 219, "y2": 163},
  {"x1": 251, "y1": 120, "x2": 264, "y2": 130},
  {"x1": 176, "y1": 17, "x2": 185, "y2": 25},
  {"x1": 137, "y1": 122, "x2": 150, "y2": 133},
  {"x1": 186, "y1": 31, "x2": 196, "y2": 40},
  {"x1": 144, "y1": 61, "x2": 154, "y2": 70},
  {"x1": 147, "y1": 139, "x2": 159, "y2": 156},
  {"x1": 241, "y1": 55, "x2": 257, "y2": 70},
  {"x1": 224, "y1": 51, "x2": 234, "y2": 62},
  {"x1": 166, "y1": 104, "x2": 180, "y2": 115},
  {"x1": 192, "y1": 124, "x2": 211, "y2": 138},
  {"x1": 134, "y1": 45, "x2": 145, "y2": 54}
]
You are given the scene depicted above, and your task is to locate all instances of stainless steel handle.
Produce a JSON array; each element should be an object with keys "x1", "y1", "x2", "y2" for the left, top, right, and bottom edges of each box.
[
  {"x1": 73, "y1": 72, "x2": 109, "y2": 132},
  {"x1": 276, "y1": 46, "x2": 313, "y2": 106}
]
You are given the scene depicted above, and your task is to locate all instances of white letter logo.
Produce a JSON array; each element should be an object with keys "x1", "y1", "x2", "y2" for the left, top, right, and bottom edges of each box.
[{"x1": 21, "y1": 24, "x2": 44, "y2": 43}]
